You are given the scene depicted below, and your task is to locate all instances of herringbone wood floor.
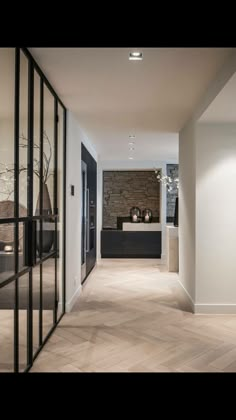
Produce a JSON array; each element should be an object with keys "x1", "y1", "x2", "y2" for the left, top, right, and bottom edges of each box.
[{"x1": 30, "y1": 259, "x2": 236, "y2": 372}]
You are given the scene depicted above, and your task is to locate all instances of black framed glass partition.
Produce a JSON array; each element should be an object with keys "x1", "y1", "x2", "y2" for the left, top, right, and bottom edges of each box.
[{"x1": 0, "y1": 47, "x2": 66, "y2": 372}]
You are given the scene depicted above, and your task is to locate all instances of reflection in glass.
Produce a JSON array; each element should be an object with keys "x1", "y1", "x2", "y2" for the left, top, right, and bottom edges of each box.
[
  {"x1": 0, "y1": 280, "x2": 15, "y2": 372},
  {"x1": 18, "y1": 273, "x2": 29, "y2": 371},
  {"x1": 0, "y1": 222, "x2": 15, "y2": 284},
  {"x1": 0, "y1": 48, "x2": 15, "y2": 218},
  {"x1": 42, "y1": 257, "x2": 55, "y2": 340},
  {"x1": 32, "y1": 265, "x2": 40, "y2": 356},
  {"x1": 33, "y1": 71, "x2": 41, "y2": 215},
  {"x1": 18, "y1": 222, "x2": 27, "y2": 272},
  {"x1": 19, "y1": 50, "x2": 29, "y2": 217},
  {"x1": 42, "y1": 85, "x2": 54, "y2": 216},
  {"x1": 42, "y1": 219, "x2": 55, "y2": 257},
  {"x1": 36, "y1": 220, "x2": 41, "y2": 263},
  {"x1": 57, "y1": 104, "x2": 64, "y2": 319}
]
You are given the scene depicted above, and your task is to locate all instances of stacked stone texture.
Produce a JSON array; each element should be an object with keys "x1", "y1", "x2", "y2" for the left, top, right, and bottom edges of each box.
[
  {"x1": 166, "y1": 164, "x2": 178, "y2": 220},
  {"x1": 103, "y1": 171, "x2": 160, "y2": 229}
]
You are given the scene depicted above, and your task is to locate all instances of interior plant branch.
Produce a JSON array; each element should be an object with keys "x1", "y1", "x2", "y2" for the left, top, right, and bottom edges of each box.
[
  {"x1": 0, "y1": 131, "x2": 52, "y2": 199},
  {"x1": 19, "y1": 132, "x2": 52, "y2": 183},
  {"x1": 154, "y1": 168, "x2": 179, "y2": 192}
]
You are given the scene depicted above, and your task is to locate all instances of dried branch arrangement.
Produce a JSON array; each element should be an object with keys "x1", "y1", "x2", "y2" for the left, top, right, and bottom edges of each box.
[{"x1": 0, "y1": 131, "x2": 52, "y2": 199}]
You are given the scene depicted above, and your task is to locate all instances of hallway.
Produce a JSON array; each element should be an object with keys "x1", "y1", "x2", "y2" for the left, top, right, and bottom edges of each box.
[{"x1": 30, "y1": 260, "x2": 236, "y2": 372}]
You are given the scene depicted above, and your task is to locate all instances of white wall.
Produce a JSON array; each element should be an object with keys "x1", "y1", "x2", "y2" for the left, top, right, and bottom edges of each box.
[
  {"x1": 179, "y1": 122, "x2": 196, "y2": 307},
  {"x1": 195, "y1": 123, "x2": 236, "y2": 312},
  {"x1": 96, "y1": 159, "x2": 178, "y2": 261},
  {"x1": 66, "y1": 111, "x2": 97, "y2": 311},
  {"x1": 179, "y1": 49, "x2": 236, "y2": 313}
]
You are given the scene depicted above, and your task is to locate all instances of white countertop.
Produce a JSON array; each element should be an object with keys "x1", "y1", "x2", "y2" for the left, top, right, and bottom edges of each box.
[{"x1": 122, "y1": 223, "x2": 162, "y2": 231}]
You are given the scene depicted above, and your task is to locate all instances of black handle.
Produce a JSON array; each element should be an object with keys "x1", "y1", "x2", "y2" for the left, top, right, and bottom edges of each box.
[{"x1": 24, "y1": 220, "x2": 37, "y2": 267}]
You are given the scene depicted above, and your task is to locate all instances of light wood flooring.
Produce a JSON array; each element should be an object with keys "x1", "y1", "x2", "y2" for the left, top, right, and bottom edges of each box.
[{"x1": 30, "y1": 259, "x2": 236, "y2": 372}]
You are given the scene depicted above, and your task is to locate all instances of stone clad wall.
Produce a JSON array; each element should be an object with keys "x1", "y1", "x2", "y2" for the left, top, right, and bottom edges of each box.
[
  {"x1": 166, "y1": 164, "x2": 178, "y2": 221},
  {"x1": 103, "y1": 171, "x2": 160, "y2": 229}
]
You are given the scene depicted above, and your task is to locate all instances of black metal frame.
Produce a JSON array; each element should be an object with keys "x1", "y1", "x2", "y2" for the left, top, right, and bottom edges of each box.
[{"x1": 0, "y1": 47, "x2": 67, "y2": 372}]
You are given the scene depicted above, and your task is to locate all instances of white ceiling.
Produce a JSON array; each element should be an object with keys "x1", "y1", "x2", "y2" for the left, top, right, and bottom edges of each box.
[
  {"x1": 29, "y1": 48, "x2": 233, "y2": 161},
  {"x1": 199, "y1": 72, "x2": 236, "y2": 123}
]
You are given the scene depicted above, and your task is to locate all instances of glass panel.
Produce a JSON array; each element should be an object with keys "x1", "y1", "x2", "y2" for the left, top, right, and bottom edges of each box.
[
  {"x1": 19, "y1": 50, "x2": 29, "y2": 217},
  {"x1": 36, "y1": 219, "x2": 41, "y2": 262},
  {"x1": 0, "y1": 280, "x2": 15, "y2": 372},
  {"x1": 42, "y1": 256, "x2": 55, "y2": 340},
  {"x1": 18, "y1": 273, "x2": 29, "y2": 372},
  {"x1": 18, "y1": 221, "x2": 27, "y2": 272},
  {"x1": 43, "y1": 85, "x2": 54, "y2": 216},
  {"x1": 33, "y1": 71, "x2": 41, "y2": 216},
  {"x1": 90, "y1": 228, "x2": 95, "y2": 251},
  {"x1": 32, "y1": 264, "x2": 40, "y2": 356},
  {"x1": 56, "y1": 257, "x2": 62, "y2": 319},
  {"x1": 57, "y1": 104, "x2": 64, "y2": 319},
  {"x1": 42, "y1": 219, "x2": 55, "y2": 257},
  {"x1": 0, "y1": 222, "x2": 15, "y2": 284},
  {"x1": 0, "y1": 48, "x2": 15, "y2": 218}
]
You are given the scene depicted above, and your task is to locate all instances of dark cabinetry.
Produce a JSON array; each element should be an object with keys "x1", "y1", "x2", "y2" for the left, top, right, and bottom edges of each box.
[
  {"x1": 82, "y1": 144, "x2": 97, "y2": 280},
  {"x1": 101, "y1": 231, "x2": 162, "y2": 258}
]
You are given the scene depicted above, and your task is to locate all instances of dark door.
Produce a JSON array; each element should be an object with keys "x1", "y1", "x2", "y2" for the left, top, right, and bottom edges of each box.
[{"x1": 81, "y1": 144, "x2": 97, "y2": 280}]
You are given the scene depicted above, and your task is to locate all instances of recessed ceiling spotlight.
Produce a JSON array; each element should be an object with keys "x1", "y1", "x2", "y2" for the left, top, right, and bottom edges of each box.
[
  {"x1": 129, "y1": 157, "x2": 134, "y2": 160},
  {"x1": 129, "y1": 147, "x2": 134, "y2": 151},
  {"x1": 129, "y1": 51, "x2": 143, "y2": 61},
  {"x1": 129, "y1": 134, "x2": 136, "y2": 138}
]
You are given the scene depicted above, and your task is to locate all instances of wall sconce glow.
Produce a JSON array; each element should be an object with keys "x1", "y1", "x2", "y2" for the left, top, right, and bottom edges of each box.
[
  {"x1": 129, "y1": 157, "x2": 134, "y2": 160},
  {"x1": 129, "y1": 51, "x2": 143, "y2": 61}
]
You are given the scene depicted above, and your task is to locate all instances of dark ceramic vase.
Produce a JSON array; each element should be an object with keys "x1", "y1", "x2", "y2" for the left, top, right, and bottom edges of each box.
[{"x1": 35, "y1": 183, "x2": 54, "y2": 253}]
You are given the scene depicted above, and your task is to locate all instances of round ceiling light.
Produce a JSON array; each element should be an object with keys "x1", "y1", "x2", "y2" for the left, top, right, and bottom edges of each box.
[{"x1": 129, "y1": 52, "x2": 143, "y2": 61}]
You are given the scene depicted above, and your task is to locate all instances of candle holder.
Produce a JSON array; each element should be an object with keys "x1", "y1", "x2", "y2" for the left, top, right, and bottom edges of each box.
[
  {"x1": 142, "y1": 208, "x2": 152, "y2": 223},
  {"x1": 130, "y1": 207, "x2": 141, "y2": 223}
]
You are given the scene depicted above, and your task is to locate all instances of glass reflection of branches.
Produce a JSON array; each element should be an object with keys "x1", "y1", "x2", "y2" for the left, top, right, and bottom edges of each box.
[{"x1": 0, "y1": 131, "x2": 52, "y2": 199}]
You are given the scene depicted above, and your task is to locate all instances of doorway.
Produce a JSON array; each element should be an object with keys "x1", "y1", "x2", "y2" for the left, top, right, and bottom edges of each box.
[{"x1": 0, "y1": 48, "x2": 66, "y2": 372}]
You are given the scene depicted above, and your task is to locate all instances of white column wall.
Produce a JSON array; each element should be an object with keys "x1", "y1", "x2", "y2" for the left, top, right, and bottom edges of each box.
[
  {"x1": 179, "y1": 122, "x2": 196, "y2": 307},
  {"x1": 195, "y1": 123, "x2": 236, "y2": 313},
  {"x1": 179, "y1": 50, "x2": 236, "y2": 314},
  {"x1": 66, "y1": 111, "x2": 97, "y2": 311}
]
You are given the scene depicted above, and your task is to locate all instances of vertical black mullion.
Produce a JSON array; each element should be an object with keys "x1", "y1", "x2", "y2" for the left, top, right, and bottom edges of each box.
[
  {"x1": 27, "y1": 58, "x2": 34, "y2": 366},
  {"x1": 39, "y1": 78, "x2": 44, "y2": 345},
  {"x1": 54, "y1": 99, "x2": 58, "y2": 324},
  {"x1": 54, "y1": 99, "x2": 58, "y2": 216},
  {"x1": 14, "y1": 47, "x2": 20, "y2": 373},
  {"x1": 63, "y1": 108, "x2": 66, "y2": 314}
]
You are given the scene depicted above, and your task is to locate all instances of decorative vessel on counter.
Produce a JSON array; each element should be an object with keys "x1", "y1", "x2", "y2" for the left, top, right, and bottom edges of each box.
[
  {"x1": 130, "y1": 207, "x2": 141, "y2": 222},
  {"x1": 142, "y1": 208, "x2": 152, "y2": 223}
]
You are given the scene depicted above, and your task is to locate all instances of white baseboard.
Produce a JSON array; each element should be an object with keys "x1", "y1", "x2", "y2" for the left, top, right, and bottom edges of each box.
[
  {"x1": 66, "y1": 285, "x2": 82, "y2": 312},
  {"x1": 177, "y1": 279, "x2": 195, "y2": 313},
  {"x1": 194, "y1": 304, "x2": 236, "y2": 314},
  {"x1": 176, "y1": 280, "x2": 236, "y2": 314}
]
